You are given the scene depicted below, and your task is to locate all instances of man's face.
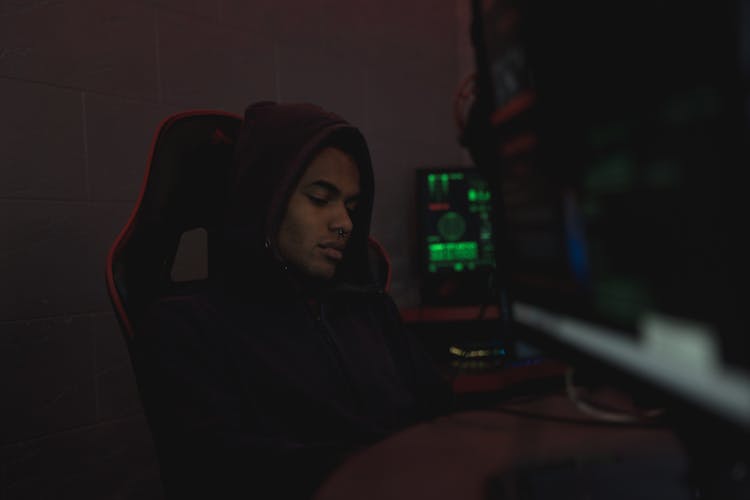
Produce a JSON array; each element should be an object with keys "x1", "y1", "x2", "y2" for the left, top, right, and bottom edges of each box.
[{"x1": 277, "y1": 147, "x2": 361, "y2": 280}]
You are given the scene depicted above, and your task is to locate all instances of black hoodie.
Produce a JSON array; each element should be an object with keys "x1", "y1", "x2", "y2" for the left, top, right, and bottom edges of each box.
[{"x1": 137, "y1": 102, "x2": 452, "y2": 499}]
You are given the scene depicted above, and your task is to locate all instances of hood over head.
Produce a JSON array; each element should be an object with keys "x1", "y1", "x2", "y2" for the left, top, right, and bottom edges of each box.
[{"x1": 214, "y1": 101, "x2": 375, "y2": 298}]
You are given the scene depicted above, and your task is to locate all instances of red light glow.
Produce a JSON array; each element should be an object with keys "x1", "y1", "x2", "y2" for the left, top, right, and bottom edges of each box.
[{"x1": 428, "y1": 202, "x2": 451, "y2": 211}]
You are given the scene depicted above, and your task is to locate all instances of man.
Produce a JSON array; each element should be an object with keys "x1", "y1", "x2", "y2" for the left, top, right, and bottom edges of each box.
[{"x1": 137, "y1": 102, "x2": 452, "y2": 499}]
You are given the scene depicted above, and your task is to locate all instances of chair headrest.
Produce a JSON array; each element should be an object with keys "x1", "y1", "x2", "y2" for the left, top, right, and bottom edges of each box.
[{"x1": 106, "y1": 111, "x2": 242, "y2": 341}]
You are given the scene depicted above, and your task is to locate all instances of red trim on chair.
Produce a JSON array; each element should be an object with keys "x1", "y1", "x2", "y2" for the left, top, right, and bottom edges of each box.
[{"x1": 105, "y1": 110, "x2": 242, "y2": 341}]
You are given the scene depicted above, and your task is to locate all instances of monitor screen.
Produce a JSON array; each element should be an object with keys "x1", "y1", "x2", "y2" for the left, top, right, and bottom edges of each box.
[
  {"x1": 465, "y1": 0, "x2": 750, "y2": 431},
  {"x1": 416, "y1": 167, "x2": 497, "y2": 305}
]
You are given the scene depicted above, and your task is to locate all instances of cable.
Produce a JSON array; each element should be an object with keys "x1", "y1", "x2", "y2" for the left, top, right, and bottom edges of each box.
[{"x1": 487, "y1": 406, "x2": 666, "y2": 428}]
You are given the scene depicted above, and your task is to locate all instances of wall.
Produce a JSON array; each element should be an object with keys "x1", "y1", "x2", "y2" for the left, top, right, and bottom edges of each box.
[{"x1": 0, "y1": 0, "x2": 475, "y2": 497}]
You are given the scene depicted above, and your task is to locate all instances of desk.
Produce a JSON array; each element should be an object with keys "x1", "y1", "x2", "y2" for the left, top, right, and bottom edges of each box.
[
  {"x1": 316, "y1": 393, "x2": 689, "y2": 500},
  {"x1": 401, "y1": 305, "x2": 504, "y2": 376},
  {"x1": 401, "y1": 305, "x2": 566, "y2": 395},
  {"x1": 401, "y1": 305, "x2": 500, "y2": 323}
]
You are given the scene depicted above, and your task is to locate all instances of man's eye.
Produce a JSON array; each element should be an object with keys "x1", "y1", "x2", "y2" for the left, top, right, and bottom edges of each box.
[{"x1": 307, "y1": 195, "x2": 328, "y2": 206}]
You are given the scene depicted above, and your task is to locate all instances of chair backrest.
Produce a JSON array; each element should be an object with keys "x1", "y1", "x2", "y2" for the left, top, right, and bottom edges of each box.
[
  {"x1": 106, "y1": 111, "x2": 243, "y2": 342},
  {"x1": 106, "y1": 111, "x2": 392, "y2": 343}
]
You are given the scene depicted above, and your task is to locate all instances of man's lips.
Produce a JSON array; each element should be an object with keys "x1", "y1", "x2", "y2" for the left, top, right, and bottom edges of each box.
[{"x1": 319, "y1": 242, "x2": 345, "y2": 261}]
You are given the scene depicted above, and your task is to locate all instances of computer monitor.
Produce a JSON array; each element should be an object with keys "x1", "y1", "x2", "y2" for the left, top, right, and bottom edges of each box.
[
  {"x1": 463, "y1": 0, "x2": 750, "y2": 432},
  {"x1": 416, "y1": 167, "x2": 497, "y2": 305}
]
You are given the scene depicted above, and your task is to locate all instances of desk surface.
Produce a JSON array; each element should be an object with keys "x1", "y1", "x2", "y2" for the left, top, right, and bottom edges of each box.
[
  {"x1": 316, "y1": 393, "x2": 688, "y2": 500},
  {"x1": 401, "y1": 305, "x2": 501, "y2": 323}
]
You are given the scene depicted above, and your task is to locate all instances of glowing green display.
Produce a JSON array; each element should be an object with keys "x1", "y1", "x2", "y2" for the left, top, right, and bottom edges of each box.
[
  {"x1": 437, "y1": 212, "x2": 466, "y2": 242},
  {"x1": 467, "y1": 188, "x2": 491, "y2": 202},
  {"x1": 428, "y1": 172, "x2": 466, "y2": 201},
  {"x1": 429, "y1": 241, "x2": 478, "y2": 263},
  {"x1": 420, "y1": 169, "x2": 496, "y2": 277}
]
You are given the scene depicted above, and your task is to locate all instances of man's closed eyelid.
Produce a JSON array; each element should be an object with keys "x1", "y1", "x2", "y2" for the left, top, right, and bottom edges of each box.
[{"x1": 306, "y1": 194, "x2": 329, "y2": 205}]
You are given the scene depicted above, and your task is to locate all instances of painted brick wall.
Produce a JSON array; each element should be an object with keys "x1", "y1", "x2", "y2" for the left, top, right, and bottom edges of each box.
[{"x1": 0, "y1": 0, "x2": 473, "y2": 497}]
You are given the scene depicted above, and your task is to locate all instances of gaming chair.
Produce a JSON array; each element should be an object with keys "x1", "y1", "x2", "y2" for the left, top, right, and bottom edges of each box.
[{"x1": 105, "y1": 110, "x2": 391, "y2": 345}]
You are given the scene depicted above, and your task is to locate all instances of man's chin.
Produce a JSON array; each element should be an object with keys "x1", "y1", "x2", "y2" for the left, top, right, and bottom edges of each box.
[{"x1": 307, "y1": 261, "x2": 337, "y2": 281}]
